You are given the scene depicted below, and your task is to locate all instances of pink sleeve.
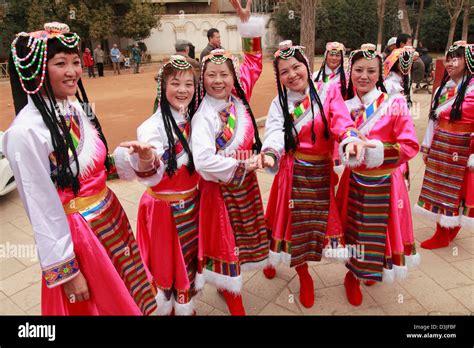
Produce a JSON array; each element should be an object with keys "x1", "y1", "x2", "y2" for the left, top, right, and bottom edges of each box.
[
  {"x1": 239, "y1": 52, "x2": 263, "y2": 100},
  {"x1": 326, "y1": 85, "x2": 358, "y2": 142},
  {"x1": 391, "y1": 99, "x2": 420, "y2": 165}
]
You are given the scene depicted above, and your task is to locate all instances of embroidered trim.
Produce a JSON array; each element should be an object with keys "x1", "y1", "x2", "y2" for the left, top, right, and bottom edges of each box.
[
  {"x1": 43, "y1": 256, "x2": 79, "y2": 287},
  {"x1": 227, "y1": 161, "x2": 246, "y2": 186},
  {"x1": 216, "y1": 102, "x2": 237, "y2": 151},
  {"x1": 420, "y1": 145, "x2": 430, "y2": 155},
  {"x1": 242, "y1": 37, "x2": 262, "y2": 54},
  {"x1": 134, "y1": 167, "x2": 158, "y2": 178}
]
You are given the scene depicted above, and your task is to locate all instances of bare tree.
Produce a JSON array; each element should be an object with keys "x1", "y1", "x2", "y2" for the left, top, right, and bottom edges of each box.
[
  {"x1": 377, "y1": 0, "x2": 386, "y2": 53},
  {"x1": 414, "y1": 0, "x2": 425, "y2": 47},
  {"x1": 461, "y1": 0, "x2": 471, "y2": 41},
  {"x1": 443, "y1": 0, "x2": 464, "y2": 51},
  {"x1": 300, "y1": 0, "x2": 316, "y2": 69},
  {"x1": 398, "y1": 0, "x2": 412, "y2": 34}
]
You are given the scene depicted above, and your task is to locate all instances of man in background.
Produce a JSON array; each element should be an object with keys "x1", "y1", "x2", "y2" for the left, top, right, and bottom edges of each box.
[{"x1": 200, "y1": 28, "x2": 223, "y2": 61}]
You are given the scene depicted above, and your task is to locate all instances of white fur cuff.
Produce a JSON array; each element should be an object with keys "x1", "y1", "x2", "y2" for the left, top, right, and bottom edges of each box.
[
  {"x1": 238, "y1": 16, "x2": 265, "y2": 38},
  {"x1": 339, "y1": 136, "x2": 364, "y2": 168},
  {"x1": 364, "y1": 139, "x2": 384, "y2": 169},
  {"x1": 468, "y1": 154, "x2": 474, "y2": 168}
]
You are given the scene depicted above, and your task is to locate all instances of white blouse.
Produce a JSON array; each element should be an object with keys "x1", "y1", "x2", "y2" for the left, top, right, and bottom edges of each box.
[{"x1": 2, "y1": 97, "x2": 99, "y2": 286}]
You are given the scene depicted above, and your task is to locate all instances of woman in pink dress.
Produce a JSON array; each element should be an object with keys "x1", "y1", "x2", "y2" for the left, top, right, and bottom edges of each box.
[
  {"x1": 114, "y1": 55, "x2": 199, "y2": 315},
  {"x1": 191, "y1": 2, "x2": 268, "y2": 316},
  {"x1": 337, "y1": 44, "x2": 420, "y2": 306},
  {"x1": 415, "y1": 41, "x2": 474, "y2": 249},
  {"x1": 259, "y1": 40, "x2": 367, "y2": 308},
  {"x1": 313, "y1": 41, "x2": 348, "y2": 100},
  {"x1": 3, "y1": 23, "x2": 158, "y2": 315}
]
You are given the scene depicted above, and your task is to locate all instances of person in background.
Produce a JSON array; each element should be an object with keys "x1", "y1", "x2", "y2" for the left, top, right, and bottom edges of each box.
[
  {"x1": 175, "y1": 39, "x2": 200, "y2": 75},
  {"x1": 396, "y1": 33, "x2": 412, "y2": 49},
  {"x1": 131, "y1": 43, "x2": 141, "y2": 74},
  {"x1": 200, "y1": 28, "x2": 223, "y2": 62},
  {"x1": 83, "y1": 48, "x2": 95, "y2": 78},
  {"x1": 93, "y1": 44, "x2": 104, "y2": 77},
  {"x1": 383, "y1": 37, "x2": 397, "y2": 60},
  {"x1": 110, "y1": 44, "x2": 121, "y2": 75}
]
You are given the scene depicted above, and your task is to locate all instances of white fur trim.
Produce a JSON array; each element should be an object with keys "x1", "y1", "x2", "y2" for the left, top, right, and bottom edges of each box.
[
  {"x1": 240, "y1": 258, "x2": 269, "y2": 272},
  {"x1": 339, "y1": 136, "x2": 365, "y2": 168},
  {"x1": 406, "y1": 253, "x2": 421, "y2": 268},
  {"x1": 439, "y1": 214, "x2": 462, "y2": 228},
  {"x1": 237, "y1": 16, "x2": 265, "y2": 38},
  {"x1": 382, "y1": 267, "x2": 395, "y2": 283},
  {"x1": 468, "y1": 154, "x2": 474, "y2": 169},
  {"x1": 413, "y1": 203, "x2": 441, "y2": 223},
  {"x1": 113, "y1": 146, "x2": 138, "y2": 182},
  {"x1": 393, "y1": 264, "x2": 408, "y2": 281},
  {"x1": 174, "y1": 298, "x2": 195, "y2": 316},
  {"x1": 460, "y1": 215, "x2": 474, "y2": 232},
  {"x1": 268, "y1": 250, "x2": 291, "y2": 267},
  {"x1": 364, "y1": 139, "x2": 384, "y2": 169},
  {"x1": 152, "y1": 289, "x2": 173, "y2": 316},
  {"x1": 194, "y1": 272, "x2": 205, "y2": 291},
  {"x1": 200, "y1": 269, "x2": 243, "y2": 294},
  {"x1": 333, "y1": 164, "x2": 344, "y2": 176}
]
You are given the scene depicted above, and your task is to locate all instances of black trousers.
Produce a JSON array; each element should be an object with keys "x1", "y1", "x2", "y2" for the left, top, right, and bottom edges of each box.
[{"x1": 97, "y1": 63, "x2": 104, "y2": 77}]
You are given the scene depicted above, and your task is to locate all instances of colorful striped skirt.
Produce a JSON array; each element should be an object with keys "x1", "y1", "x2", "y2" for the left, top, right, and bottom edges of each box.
[
  {"x1": 345, "y1": 172, "x2": 392, "y2": 282},
  {"x1": 80, "y1": 189, "x2": 158, "y2": 315},
  {"x1": 417, "y1": 128, "x2": 471, "y2": 218},
  {"x1": 289, "y1": 157, "x2": 331, "y2": 267},
  {"x1": 220, "y1": 172, "x2": 269, "y2": 267}
]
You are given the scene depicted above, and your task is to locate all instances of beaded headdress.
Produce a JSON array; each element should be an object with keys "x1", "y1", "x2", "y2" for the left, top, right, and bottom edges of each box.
[
  {"x1": 325, "y1": 41, "x2": 345, "y2": 57},
  {"x1": 10, "y1": 22, "x2": 80, "y2": 95},
  {"x1": 383, "y1": 46, "x2": 416, "y2": 78},
  {"x1": 447, "y1": 40, "x2": 474, "y2": 74},
  {"x1": 347, "y1": 43, "x2": 382, "y2": 75},
  {"x1": 199, "y1": 49, "x2": 243, "y2": 101},
  {"x1": 273, "y1": 40, "x2": 311, "y2": 84},
  {"x1": 155, "y1": 55, "x2": 193, "y2": 107}
]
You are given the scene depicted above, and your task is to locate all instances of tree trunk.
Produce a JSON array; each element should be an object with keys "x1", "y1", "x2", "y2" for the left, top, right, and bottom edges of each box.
[
  {"x1": 376, "y1": 0, "x2": 386, "y2": 53},
  {"x1": 398, "y1": 0, "x2": 412, "y2": 34},
  {"x1": 461, "y1": 0, "x2": 471, "y2": 41},
  {"x1": 300, "y1": 0, "x2": 316, "y2": 70},
  {"x1": 414, "y1": 0, "x2": 424, "y2": 47},
  {"x1": 444, "y1": 0, "x2": 464, "y2": 51}
]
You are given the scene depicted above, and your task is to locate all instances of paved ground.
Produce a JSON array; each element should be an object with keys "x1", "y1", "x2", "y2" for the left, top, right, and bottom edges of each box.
[{"x1": 0, "y1": 59, "x2": 473, "y2": 316}]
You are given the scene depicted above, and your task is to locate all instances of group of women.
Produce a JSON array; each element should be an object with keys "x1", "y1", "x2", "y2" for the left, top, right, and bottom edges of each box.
[{"x1": 4, "y1": 0, "x2": 473, "y2": 316}]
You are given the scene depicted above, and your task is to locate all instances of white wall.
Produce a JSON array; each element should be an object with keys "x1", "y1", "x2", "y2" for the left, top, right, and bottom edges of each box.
[{"x1": 143, "y1": 13, "x2": 279, "y2": 61}]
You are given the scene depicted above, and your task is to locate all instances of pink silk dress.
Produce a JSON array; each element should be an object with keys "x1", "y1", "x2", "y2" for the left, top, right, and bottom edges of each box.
[
  {"x1": 337, "y1": 88, "x2": 420, "y2": 283},
  {"x1": 263, "y1": 81, "x2": 358, "y2": 267},
  {"x1": 191, "y1": 51, "x2": 268, "y2": 294}
]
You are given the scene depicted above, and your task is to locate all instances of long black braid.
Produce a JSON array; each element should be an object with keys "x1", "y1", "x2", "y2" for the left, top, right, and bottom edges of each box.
[
  {"x1": 159, "y1": 70, "x2": 196, "y2": 177},
  {"x1": 199, "y1": 59, "x2": 262, "y2": 153},
  {"x1": 347, "y1": 51, "x2": 387, "y2": 100},
  {"x1": 390, "y1": 60, "x2": 413, "y2": 107},
  {"x1": 9, "y1": 36, "x2": 111, "y2": 195},
  {"x1": 275, "y1": 50, "x2": 329, "y2": 153},
  {"x1": 429, "y1": 46, "x2": 472, "y2": 122}
]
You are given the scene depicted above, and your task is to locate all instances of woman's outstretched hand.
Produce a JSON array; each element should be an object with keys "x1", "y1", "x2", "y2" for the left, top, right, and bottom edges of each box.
[{"x1": 230, "y1": 0, "x2": 252, "y2": 23}]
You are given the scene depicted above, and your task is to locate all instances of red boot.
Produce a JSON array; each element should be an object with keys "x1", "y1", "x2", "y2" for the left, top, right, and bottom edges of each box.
[
  {"x1": 263, "y1": 265, "x2": 276, "y2": 279},
  {"x1": 218, "y1": 289, "x2": 246, "y2": 316},
  {"x1": 420, "y1": 224, "x2": 450, "y2": 249},
  {"x1": 344, "y1": 271, "x2": 362, "y2": 306},
  {"x1": 295, "y1": 263, "x2": 314, "y2": 308},
  {"x1": 449, "y1": 226, "x2": 461, "y2": 241}
]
